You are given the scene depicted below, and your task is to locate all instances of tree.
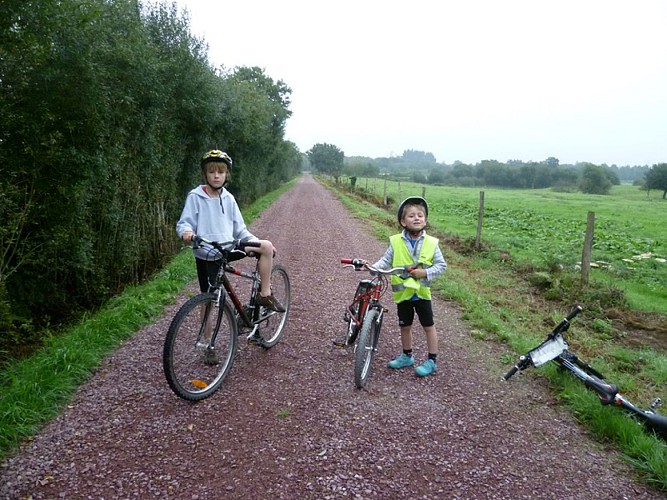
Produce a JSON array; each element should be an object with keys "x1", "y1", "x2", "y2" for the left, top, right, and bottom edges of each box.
[
  {"x1": 402, "y1": 150, "x2": 436, "y2": 163},
  {"x1": 428, "y1": 168, "x2": 446, "y2": 184},
  {"x1": 0, "y1": 0, "x2": 299, "y2": 351},
  {"x1": 543, "y1": 157, "x2": 560, "y2": 168},
  {"x1": 645, "y1": 163, "x2": 667, "y2": 199},
  {"x1": 579, "y1": 164, "x2": 612, "y2": 194},
  {"x1": 451, "y1": 162, "x2": 474, "y2": 179},
  {"x1": 307, "y1": 143, "x2": 344, "y2": 181}
]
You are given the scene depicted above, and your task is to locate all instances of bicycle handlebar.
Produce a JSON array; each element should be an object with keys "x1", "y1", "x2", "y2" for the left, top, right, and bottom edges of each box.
[
  {"x1": 193, "y1": 235, "x2": 261, "y2": 252},
  {"x1": 502, "y1": 305, "x2": 584, "y2": 381},
  {"x1": 340, "y1": 258, "x2": 414, "y2": 277},
  {"x1": 565, "y1": 304, "x2": 584, "y2": 322},
  {"x1": 550, "y1": 304, "x2": 584, "y2": 337}
]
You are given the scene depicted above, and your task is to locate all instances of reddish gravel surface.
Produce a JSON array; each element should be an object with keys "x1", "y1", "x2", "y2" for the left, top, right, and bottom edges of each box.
[{"x1": 0, "y1": 175, "x2": 659, "y2": 499}]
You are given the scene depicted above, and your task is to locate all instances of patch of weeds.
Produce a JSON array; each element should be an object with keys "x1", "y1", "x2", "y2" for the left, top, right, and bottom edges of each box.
[
  {"x1": 607, "y1": 347, "x2": 646, "y2": 375},
  {"x1": 276, "y1": 408, "x2": 291, "y2": 419},
  {"x1": 590, "y1": 318, "x2": 615, "y2": 339},
  {"x1": 500, "y1": 353, "x2": 516, "y2": 365},
  {"x1": 470, "y1": 329, "x2": 488, "y2": 341}
]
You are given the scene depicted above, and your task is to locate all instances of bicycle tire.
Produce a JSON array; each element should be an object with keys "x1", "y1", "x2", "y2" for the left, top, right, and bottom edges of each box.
[
  {"x1": 354, "y1": 308, "x2": 380, "y2": 389},
  {"x1": 256, "y1": 264, "x2": 291, "y2": 348},
  {"x1": 163, "y1": 293, "x2": 238, "y2": 400}
]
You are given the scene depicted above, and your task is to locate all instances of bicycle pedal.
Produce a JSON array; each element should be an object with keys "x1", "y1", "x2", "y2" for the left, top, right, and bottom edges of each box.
[{"x1": 247, "y1": 334, "x2": 265, "y2": 346}]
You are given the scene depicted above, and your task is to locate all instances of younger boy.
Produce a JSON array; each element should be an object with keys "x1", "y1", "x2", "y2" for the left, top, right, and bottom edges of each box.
[
  {"x1": 176, "y1": 149, "x2": 284, "y2": 313},
  {"x1": 371, "y1": 196, "x2": 446, "y2": 377}
]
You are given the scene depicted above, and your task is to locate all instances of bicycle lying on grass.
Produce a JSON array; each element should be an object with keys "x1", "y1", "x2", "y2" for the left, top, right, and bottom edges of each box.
[
  {"x1": 503, "y1": 305, "x2": 667, "y2": 441},
  {"x1": 163, "y1": 236, "x2": 291, "y2": 401},
  {"x1": 335, "y1": 259, "x2": 414, "y2": 389}
]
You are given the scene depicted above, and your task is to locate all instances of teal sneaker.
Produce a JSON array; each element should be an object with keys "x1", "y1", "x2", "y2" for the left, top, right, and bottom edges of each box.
[
  {"x1": 415, "y1": 359, "x2": 437, "y2": 377},
  {"x1": 387, "y1": 353, "x2": 414, "y2": 369}
]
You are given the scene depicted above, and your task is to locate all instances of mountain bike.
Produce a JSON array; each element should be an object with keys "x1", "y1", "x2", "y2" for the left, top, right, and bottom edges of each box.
[
  {"x1": 503, "y1": 305, "x2": 667, "y2": 441},
  {"x1": 163, "y1": 236, "x2": 291, "y2": 401},
  {"x1": 336, "y1": 258, "x2": 414, "y2": 389}
]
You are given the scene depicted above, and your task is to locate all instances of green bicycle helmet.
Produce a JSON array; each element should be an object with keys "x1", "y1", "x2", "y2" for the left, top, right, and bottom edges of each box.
[{"x1": 397, "y1": 196, "x2": 428, "y2": 223}]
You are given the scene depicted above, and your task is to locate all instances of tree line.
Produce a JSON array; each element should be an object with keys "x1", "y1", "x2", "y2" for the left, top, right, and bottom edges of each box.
[
  {"x1": 339, "y1": 151, "x2": 665, "y2": 195},
  {"x1": 0, "y1": 0, "x2": 301, "y2": 355}
]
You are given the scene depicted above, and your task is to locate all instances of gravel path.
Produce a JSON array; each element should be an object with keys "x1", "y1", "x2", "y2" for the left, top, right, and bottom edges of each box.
[{"x1": 0, "y1": 174, "x2": 658, "y2": 499}]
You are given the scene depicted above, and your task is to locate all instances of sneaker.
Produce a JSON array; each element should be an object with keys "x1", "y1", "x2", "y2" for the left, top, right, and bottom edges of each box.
[
  {"x1": 387, "y1": 353, "x2": 415, "y2": 369},
  {"x1": 257, "y1": 293, "x2": 286, "y2": 313},
  {"x1": 332, "y1": 338, "x2": 348, "y2": 347},
  {"x1": 415, "y1": 359, "x2": 437, "y2": 377}
]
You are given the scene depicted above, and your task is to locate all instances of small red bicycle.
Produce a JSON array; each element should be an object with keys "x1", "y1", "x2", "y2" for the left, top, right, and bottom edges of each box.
[{"x1": 336, "y1": 259, "x2": 413, "y2": 388}]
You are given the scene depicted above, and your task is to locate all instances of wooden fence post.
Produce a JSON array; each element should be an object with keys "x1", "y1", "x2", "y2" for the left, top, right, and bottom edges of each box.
[
  {"x1": 383, "y1": 178, "x2": 388, "y2": 206},
  {"x1": 581, "y1": 211, "x2": 595, "y2": 286},
  {"x1": 475, "y1": 191, "x2": 485, "y2": 250}
]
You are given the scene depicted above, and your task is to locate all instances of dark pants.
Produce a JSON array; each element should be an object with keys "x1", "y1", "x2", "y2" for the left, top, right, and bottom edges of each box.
[{"x1": 195, "y1": 258, "x2": 222, "y2": 292}]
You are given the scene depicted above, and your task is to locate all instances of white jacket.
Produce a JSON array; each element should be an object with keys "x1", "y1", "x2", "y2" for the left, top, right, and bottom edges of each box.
[{"x1": 176, "y1": 185, "x2": 256, "y2": 261}]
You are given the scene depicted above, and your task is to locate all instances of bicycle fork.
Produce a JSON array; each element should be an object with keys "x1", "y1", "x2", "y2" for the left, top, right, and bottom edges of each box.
[{"x1": 354, "y1": 306, "x2": 386, "y2": 354}]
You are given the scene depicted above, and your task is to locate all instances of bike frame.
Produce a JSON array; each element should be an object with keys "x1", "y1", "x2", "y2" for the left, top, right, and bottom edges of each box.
[
  {"x1": 199, "y1": 238, "x2": 277, "y2": 340},
  {"x1": 348, "y1": 277, "x2": 385, "y2": 332}
]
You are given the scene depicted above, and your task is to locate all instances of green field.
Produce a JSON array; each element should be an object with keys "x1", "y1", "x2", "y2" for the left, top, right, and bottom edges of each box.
[{"x1": 358, "y1": 179, "x2": 667, "y2": 313}]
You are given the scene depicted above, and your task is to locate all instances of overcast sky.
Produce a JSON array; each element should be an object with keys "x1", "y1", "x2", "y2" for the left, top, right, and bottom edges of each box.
[{"x1": 169, "y1": 0, "x2": 667, "y2": 166}]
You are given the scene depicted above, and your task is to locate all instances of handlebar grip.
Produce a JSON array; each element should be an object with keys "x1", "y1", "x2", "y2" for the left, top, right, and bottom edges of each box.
[
  {"x1": 341, "y1": 258, "x2": 365, "y2": 268},
  {"x1": 566, "y1": 305, "x2": 584, "y2": 321},
  {"x1": 502, "y1": 365, "x2": 519, "y2": 381},
  {"x1": 240, "y1": 240, "x2": 262, "y2": 249}
]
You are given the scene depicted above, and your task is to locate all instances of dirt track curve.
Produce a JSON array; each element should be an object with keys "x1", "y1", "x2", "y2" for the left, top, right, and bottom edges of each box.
[{"x1": 0, "y1": 175, "x2": 658, "y2": 499}]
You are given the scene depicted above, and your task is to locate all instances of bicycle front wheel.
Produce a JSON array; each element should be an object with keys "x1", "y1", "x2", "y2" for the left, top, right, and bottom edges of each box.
[
  {"x1": 257, "y1": 264, "x2": 291, "y2": 348},
  {"x1": 163, "y1": 293, "x2": 238, "y2": 400},
  {"x1": 354, "y1": 308, "x2": 381, "y2": 389}
]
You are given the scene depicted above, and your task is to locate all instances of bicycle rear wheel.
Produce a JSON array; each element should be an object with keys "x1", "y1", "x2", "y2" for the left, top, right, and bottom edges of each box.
[
  {"x1": 257, "y1": 264, "x2": 291, "y2": 348},
  {"x1": 354, "y1": 308, "x2": 380, "y2": 389},
  {"x1": 163, "y1": 293, "x2": 238, "y2": 400}
]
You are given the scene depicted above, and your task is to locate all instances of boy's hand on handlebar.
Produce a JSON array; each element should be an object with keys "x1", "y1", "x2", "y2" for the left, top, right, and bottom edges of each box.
[{"x1": 182, "y1": 231, "x2": 194, "y2": 243}]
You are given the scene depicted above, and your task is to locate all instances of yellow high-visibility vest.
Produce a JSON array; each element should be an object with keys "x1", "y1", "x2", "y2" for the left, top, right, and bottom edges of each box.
[{"x1": 390, "y1": 233, "x2": 438, "y2": 303}]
